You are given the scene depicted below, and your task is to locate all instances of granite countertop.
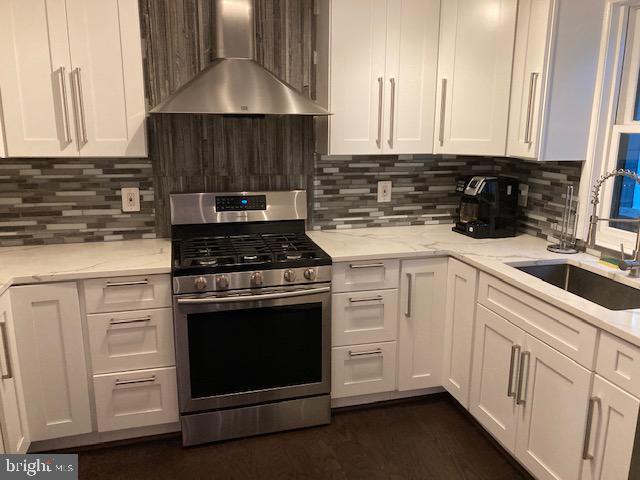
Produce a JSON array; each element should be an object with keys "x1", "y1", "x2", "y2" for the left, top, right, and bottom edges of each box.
[{"x1": 2, "y1": 225, "x2": 640, "y2": 347}]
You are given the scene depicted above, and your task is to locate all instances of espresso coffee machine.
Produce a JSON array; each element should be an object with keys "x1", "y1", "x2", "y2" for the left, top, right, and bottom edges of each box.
[{"x1": 453, "y1": 176, "x2": 519, "y2": 239}]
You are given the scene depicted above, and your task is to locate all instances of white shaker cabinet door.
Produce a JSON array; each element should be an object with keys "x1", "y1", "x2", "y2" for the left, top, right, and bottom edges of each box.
[
  {"x1": 397, "y1": 258, "x2": 447, "y2": 391},
  {"x1": 65, "y1": 0, "x2": 147, "y2": 157},
  {"x1": 442, "y1": 259, "x2": 478, "y2": 408},
  {"x1": 0, "y1": 292, "x2": 30, "y2": 453},
  {"x1": 469, "y1": 305, "x2": 525, "y2": 453},
  {"x1": 581, "y1": 375, "x2": 639, "y2": 480},
  {"x1": 11, "y1": 283, "x2": 92, "y2": 441},
  {"x1": 328, "y1": 0, "x2": 388, "y2": 155},
  {"x1": 0, "y1": 0, "x2": 77, "y2": 157},
  {"x1": 434, "y1": 0, "x2": 517, "y2": 156},
  {"x1": 515, "y1": 334, "x2": 592, "y2": 480},
  {"x1": 384, "y1": 0, "x2": 440, "y2": 154}
]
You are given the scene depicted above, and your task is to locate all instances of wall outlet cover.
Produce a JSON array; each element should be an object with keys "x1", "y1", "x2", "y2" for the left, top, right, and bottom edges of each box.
[
  {"x1": 121, "y1": 187, "x2": 141, "y2": 212},
  {"x1": 377, "y1": 181, "x2": 392, "y2": 203},
  {"x1": 519, "y1": 184, "x2": 529, "y2": 208}
]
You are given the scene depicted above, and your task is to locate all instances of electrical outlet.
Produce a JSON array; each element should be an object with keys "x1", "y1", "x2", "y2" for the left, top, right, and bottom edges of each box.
[
  {"x1": 377, "y1": 181, "x2": 392, "y2": 203},
  {"x1": 121, "y1": 187, "x2": 140, "y2": 212},
  {"x1": 519, "y1": 184, "x2": 529, "y2": 208}
]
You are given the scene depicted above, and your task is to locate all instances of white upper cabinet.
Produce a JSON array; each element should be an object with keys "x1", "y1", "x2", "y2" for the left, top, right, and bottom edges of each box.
[
  {"x1": 317, "y1": 0, "x2": 440, "y2": 155},
  {"x1": 507, "y1": 0, "x2": 604, "y2": 161},
  {"x1": 0, "y1": 0, "x2": 147, "y2": 158},
  {"x1": 434, "y1": 0, "x2": 517, "y2": 156}
]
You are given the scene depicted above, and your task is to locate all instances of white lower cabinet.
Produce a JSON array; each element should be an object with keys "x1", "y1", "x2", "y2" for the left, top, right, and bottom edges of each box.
[
  {"x1": 332, "y1": 290, "x2": 398, "y2": 346},
  {"x1": 93, "y1": 366, "x2": 178, "y2": 432},
  {"x1": 0, "y1": 291, "x2": 30, "y2": 453},
  {"x1": 442, "y1": 259, "x2": 478, "y2": 407},
  {"x1": 10, "y1": 283, "x2": 92, "y2": 441},
  {"x1": 581, "y1": 375, "x2": 639, "y2": 480},
  {"x1": 331, "y1": 342, "x2": 397, "y2": 398},
  {"x1": 398, "y1": 258, "x2": 447, "y2": 391}
]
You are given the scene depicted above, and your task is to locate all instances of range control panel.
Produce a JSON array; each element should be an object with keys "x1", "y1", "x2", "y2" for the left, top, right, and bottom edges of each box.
[{"x1": 215, "y1": 195, "x2": 267, "y2": 212}]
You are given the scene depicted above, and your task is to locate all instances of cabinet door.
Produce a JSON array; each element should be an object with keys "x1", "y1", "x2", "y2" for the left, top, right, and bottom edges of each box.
[
  {"x1": 515, "y1": 334, "x2": 592, "y2": 480},
  {"x1": 384, "y1": 0, "x2": 440, "y2": 154},
  {"x1": 507, "y1": 0, "x2": 552, "y2": 159},
  {"x1": 329, "y1": 0, "x2": 388, "y2": 155},
  {"x1": 434, "y1": 0, "x2": 517, "y2": 156},
  {"x1": 65, "y1": 0, "x2": 147, "y2": 157},
  {"x1": 581, "y1": 375, "x2": 639, "y2": 480},
  {"x1": 470, "y1": 305, "x2": 525, "y2": 452},
  {"x1": 0, "y1": 292, "x2": 30, "y2": 453},
  {"x1": 442, "y1": 259, "x2": 478, "y2": 408},
  {"x1": 11, "y1": 283, "x2": 92, "y2": 441},
  {"x1": 398, "y1": 258, "x2": 447, "y2": 391},
  {"x1": 0, "y1": 0, "x2": 77, "y2": 157}
]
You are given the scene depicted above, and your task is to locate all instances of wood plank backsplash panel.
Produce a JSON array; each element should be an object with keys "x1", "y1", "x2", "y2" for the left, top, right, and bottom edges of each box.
[{"x1": 140, "y1": 0, "x2": 317, "y2": 237}]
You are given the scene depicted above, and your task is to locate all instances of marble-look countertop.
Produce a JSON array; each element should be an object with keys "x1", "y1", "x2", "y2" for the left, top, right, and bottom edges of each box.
[
  {"x1": 0, "y1": 239, "x2": 171, "y2": 296},
  {"x1": 308, "y1": 225, "x2": 640, "y2": 348}
]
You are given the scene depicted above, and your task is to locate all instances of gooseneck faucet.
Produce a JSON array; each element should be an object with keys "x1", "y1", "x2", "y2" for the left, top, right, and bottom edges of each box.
[{"x1": 588, "y1": 169, "x2": 640, "y2": 278}]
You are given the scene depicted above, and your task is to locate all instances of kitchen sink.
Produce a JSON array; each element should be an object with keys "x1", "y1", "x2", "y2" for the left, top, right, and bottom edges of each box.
[{"x1": 513, "y1": 262, "x2": 640, "y2": 311}]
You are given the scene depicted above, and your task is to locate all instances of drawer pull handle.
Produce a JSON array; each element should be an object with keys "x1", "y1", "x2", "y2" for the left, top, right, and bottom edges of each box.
[
  {"x1": 516, "y1": 351, "x2": 530, "y2": 405},
  {"x1": 115, "y1": 375, "x2": 156, "y2": 387},
  {"x1": 349, "y1": 296, "x2": 383, "y2": 304},
  {"x1": 348, "y1": 349, "x2": 383, "y2": 358},
  {"x1": 582, "y1": 396, "x2": 601, "y2": 460},
  {"x1": 349, "y1": 263, "x2": 385, "y2": 269},
  {"x1": 507, "y1": 345, "x2": 521, "y2": 397},
  {"x1": 109, "y1": 316, "x2": 152, "y2": 327},
  {"x1": 105, "y1": 279, "x2": 149, "y2": 288},
  {"x1": 0, "y1": 323, "x2": 13, "y2": 380}
]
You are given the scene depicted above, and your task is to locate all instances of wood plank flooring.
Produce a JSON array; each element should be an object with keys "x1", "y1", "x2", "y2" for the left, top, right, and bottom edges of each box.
[{"x1": 76, "y1": 395, "x2": 532, "y2": 480}]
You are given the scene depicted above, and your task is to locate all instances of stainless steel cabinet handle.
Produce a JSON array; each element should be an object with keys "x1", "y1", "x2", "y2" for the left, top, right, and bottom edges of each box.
[
  {"x1": 0, "y1": 323, "x2": 12, "y2": 380},
  {"x1": 109, "y1": 316, "x2": 152, "y2": 327},
  {"x1": 439, "y1": 78, "x2": 447, "y2": 146},
  {"x1": 388, "y1": 78, "x2": 396, "y2": 148},
  {"x1": 105, "y1": 279, "x2": 149, "y2": 288},
  {"x1": 507, "y1": 344, "x2": 521, "y2": 397},
  {"x1": 73, "y1": 67, "x2": 88, "y2": 145},
  {"x1": 349, "y1": 348, "x2": 383, "y2": 358},
  {"x1": 516, "y1": 351, "x2": 530, "y2": 405},
  {"x1": 177, "y1": 286, "x2": 330, "y2": 305},
  {"x1": 524, "y1": 72, "x2": 539, "y2": 144},
  {"x1": 349, "y1": 263, "x2": 385, "y2": 269},
  {"x1": 58, "y1": 66, "x2": 72, "y2": 144},
  {"x1": 405, "y1": 273, "x2": 413, "y2": 317},
  {"x1": 348, "y1": 296, "x2": 383, "y2": 303},
  {"x1": 582, "y1": 396, "x2": 601, "y2": 460},
  {"x1": 115, "y1": 375, "x2": 156, "y2": 387},
  {"x1": 376, "y1": 76, "x2": 384, "y2": 149}
]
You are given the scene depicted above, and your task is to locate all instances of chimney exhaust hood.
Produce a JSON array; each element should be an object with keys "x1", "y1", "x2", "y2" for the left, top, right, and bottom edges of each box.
[{"x1": 150, "y1": 0, "x2": 330, "y2": 116}]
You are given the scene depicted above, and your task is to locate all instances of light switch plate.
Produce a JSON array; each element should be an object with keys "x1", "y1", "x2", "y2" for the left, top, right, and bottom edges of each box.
[
  {"x1": 121, "y1": 187, "x2": 141, "y2": 212},
  {"x1": 519, "y1": 184, "x2": 529, "y2": 208},
  {"x1": 377, "y1": 181, "x2": 392, "y2": 203}
]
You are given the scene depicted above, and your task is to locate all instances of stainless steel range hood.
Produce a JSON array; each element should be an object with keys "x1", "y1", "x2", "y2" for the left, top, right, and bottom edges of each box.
[{"x1": 150, "y1": 0, "x2": 329, "y2": 116}]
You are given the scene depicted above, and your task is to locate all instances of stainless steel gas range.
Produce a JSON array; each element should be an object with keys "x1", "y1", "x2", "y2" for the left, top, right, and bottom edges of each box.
[{"x1": 170, "y1": 190, "x2": 332, "y2": 446}]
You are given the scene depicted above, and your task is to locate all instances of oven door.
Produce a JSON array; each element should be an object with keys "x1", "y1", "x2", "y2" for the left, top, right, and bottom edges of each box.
[{"x1": 174, "y1": 285, "x2": 331, "y2": 413}]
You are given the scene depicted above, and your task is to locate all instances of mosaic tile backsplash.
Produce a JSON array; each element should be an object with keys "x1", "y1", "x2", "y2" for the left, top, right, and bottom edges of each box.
[{"x1": 0, "y1": 158, "x2": 156, "y2": 246}]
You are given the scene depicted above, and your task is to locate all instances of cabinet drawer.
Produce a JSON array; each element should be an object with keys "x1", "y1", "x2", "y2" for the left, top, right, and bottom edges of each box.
[
  {"x1": 332, "y1": 260, "x2": 399, "y2": 293},
  {"x1": 87, "y1": 308, "x2": 175, "y2": 374},
  {"x1": 478, "y1": 273, "x2": 597, "y2": 368},
  {"x1": 332, "y1": 290, "x2": 398, "y2": 346},
  {"x1": 93, "y1": 366, "x2": 178, "y2": 432},
  {"x1": 331, "y1": 342, "x2": 397, "y2": 399},
  {"x1": 597, "y1": 332, "x2": 640, "y2": 398},
  {"x1": 83, "y1": 275, "x2": 171, "y2": 314}
]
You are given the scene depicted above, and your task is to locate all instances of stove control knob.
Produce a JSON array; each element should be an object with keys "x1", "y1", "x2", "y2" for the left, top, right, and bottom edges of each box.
[
  {"x1": 215, "y1": 275, "x2": 230, "y2": 290},
  {"x1": 284, "y1": 269, "x2": 296, "y2": 282},
  {"x1": 194, "y1": 276, "x2": 208, "y2": 291},
  {"x1": 250, "y1": 272, "x2": 263, "y2": 287},
  {"x1": 304, "y1": 268, "x2": 317, "y2": 281}
]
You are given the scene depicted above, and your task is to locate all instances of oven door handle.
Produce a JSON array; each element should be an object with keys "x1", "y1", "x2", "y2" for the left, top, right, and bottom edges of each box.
[{"x1": 177, "y1": 286, "x2": 331, "y2": 305}]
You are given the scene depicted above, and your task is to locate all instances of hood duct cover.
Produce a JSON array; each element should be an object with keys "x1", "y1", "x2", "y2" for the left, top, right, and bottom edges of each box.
[{"x1": 150, "y1": 0, "x2": 329, "y2": 116}]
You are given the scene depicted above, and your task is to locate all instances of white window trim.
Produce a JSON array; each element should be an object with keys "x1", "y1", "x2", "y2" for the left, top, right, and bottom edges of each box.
[{"x1": 579, "y1": 0, "x2": 640, "y2": 252}]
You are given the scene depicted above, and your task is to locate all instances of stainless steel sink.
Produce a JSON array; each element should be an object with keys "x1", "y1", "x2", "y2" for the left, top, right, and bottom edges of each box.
[{"x1": 514, "y1": 263, "x2": 640, "y2": 311}]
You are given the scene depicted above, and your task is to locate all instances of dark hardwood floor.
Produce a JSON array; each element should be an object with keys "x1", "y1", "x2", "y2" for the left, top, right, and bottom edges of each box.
[{"x1": 76, "y1": 395, "x2": 531, "y2": 480}]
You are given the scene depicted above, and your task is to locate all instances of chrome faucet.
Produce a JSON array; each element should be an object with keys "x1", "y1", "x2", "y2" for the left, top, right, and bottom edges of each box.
[{"x1": 588, "y1": 169, "x2": 640, "y2": 278}]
